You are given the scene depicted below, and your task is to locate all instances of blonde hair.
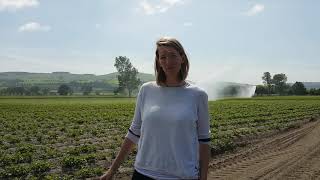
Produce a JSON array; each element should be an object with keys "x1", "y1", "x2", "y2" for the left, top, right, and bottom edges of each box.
[{"x1": 154, "y1": 37, "x2": 190, "y2": 86}]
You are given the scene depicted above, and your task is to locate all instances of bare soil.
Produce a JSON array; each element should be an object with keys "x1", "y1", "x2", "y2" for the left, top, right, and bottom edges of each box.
[
  {"x1": 207, "y1": 120, "x2": 320, "y2": 180},
  {"x1": 104, "y1": 119, "x2": 320, "y2": 180}
]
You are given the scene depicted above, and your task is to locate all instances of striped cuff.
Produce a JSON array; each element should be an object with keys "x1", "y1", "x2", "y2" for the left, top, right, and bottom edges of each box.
[
  {"x1": 198, "y1": 138, "x2": 211, "y2": 144},
  {"x1": 128, "y1": 128, "x2": 140, "y2": 138},
  {"x1": 125, "y1": 129, "x2": 140, "y2": 144}
]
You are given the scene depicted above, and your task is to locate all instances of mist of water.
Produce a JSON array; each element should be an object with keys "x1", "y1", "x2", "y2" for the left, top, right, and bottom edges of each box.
[
  {"x1": 187, "y1": 65, "x2": 257, "y2": 100},
  {"x1": 190, "y1": 80, "x2": 256, "y2": 101}
]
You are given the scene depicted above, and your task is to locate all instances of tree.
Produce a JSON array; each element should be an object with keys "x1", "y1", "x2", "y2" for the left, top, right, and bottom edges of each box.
[
  {"x1": 309, "y1": 88, "x2": 320, "y2": 95},
  {"x1": 81, "y1": 84, "x2": 92, "y2": 95},
  {"x1": 29, "y1": 86, "x2": 40, "y2": 95},
  {"x1": 113, "y1": 87, "x2": 119, "y2": 96},
  {"x1": 291, "y1": 82, "x2": 307, "y2": 95},
  {"x1": 41, "y1": 88, "x2": 50, "y2": 96},
  {"x1": 11, "y1": 87, "x2": 26, "y2": 95},
  {"x1": 58, "y1": 84, "x2": 72, "y2": 95},
  {"x1": 95, "y1": 90, "x2": 101, "y2": 95},
  {"x1": 262, "y1": 72, "x2": 272, "y2": 95},
  {"x1": 114, "y1": 56, "x2": 141, "y2": 97},
  {"x1": 0, "y1": 89, "x2": 5, "y2": 95},
  {"x1": 272, "y1": 73, "x2": 288, "y2": 95},
  {"x1": 255, "y1": 85, "x2": 268, "y2": 96},
  {"x1": 1, "y1": 87, "x2": 17, "y2": 95}
]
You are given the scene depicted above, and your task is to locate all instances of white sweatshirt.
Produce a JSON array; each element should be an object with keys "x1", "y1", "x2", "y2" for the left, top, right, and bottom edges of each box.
[{"x1": 125, "y1": 81, "x2": 211, "y2": 179}]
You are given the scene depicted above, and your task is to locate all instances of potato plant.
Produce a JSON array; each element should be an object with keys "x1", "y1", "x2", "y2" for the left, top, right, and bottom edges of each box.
[{"x1": 0, "y1": 96, "x2": 320, "y2": 178}]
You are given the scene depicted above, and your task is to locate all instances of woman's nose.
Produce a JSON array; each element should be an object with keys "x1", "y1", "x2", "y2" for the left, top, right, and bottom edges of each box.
[{"x1": 165, "y1": 60, "x2": 177, "y2": 65}]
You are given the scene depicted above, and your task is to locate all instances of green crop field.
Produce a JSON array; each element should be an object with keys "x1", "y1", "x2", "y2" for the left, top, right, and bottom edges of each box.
[{"x1": 0, "y1": 96, "x2": 320, "y2": 179}]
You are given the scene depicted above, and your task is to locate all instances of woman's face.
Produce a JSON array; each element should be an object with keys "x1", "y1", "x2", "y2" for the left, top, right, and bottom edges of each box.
[{"x1": 157, "y1": 46, "x2": 185, "y2": 79}]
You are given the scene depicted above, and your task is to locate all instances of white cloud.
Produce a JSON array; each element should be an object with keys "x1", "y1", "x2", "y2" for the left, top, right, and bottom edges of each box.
[
  {"x1": 0, "y1": 0, "x2": 39, "y2": 11},
  {"x1": 183, "y1": 22, "x2": 192, "y2": 27},
  {"x1": 18, "y1": 22, "x2": 51, "y2": 32},
  {"x1": 140, "y1": 1, "x2": 155, "y2": 15},
  {"x1": 139, "y1": 0, "x2": 184, "y2": 15},
  {"x1": 245, "y1": 4, "x2": 265, "y2": 16}
]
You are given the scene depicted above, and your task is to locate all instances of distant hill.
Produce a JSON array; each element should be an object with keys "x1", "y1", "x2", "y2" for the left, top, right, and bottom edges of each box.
[
  {"x1": 97, "y1": 72, "x2": 155, "y2": 85},
  {"x1": 301, "y1": 82, "x2": 320, "y2": 89},
  {"x1": 0, "y1": 71, "x2": 154, "y2": 82},
  {"x1": 0, "y1": 71, "x2": 155, "y2": 90}
]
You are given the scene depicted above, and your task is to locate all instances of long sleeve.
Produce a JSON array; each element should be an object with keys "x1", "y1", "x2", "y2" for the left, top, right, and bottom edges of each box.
[
  {"x1": 125, "y1": 85, "x2": 144, "y2": 144},
  {"x1": 197, "y1": 91, "x2": 211, "y2": 145}
]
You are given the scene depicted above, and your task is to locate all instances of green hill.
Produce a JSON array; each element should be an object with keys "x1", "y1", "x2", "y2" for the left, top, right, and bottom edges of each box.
[
  {"x1": 0, "y1": 71, "x2": 154, "y2": 82},
  {"x1": 0, "y1": 72, "x2": 155, "y2": 93}
]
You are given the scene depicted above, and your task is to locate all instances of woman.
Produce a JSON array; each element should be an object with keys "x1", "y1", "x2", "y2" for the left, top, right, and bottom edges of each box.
[{"x1": 100, "y1": 37, "x2": 211, "y2": 180}]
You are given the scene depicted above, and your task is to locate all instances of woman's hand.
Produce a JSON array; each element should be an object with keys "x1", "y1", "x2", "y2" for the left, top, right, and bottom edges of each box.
[
  {"x1": 199, "y1": 177, "x2": 207, "y2": 180},
  {"x1": 99, "y1": 138, "x2": 136, "y2": 180},
  {"x1": 99, "y1": 169, "x2": 115, "y2": 180}
]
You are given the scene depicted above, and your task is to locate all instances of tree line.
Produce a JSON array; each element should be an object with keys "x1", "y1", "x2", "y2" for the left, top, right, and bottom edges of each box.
[
  {"x1": 255, "y1": 72, "x2": 320, "y2": 96},
  {"x1": 3, "y1": 61, "x2": 319, "y2": 97},
  {"x1": 0, "y1": 84, "x2": 94, "y2": 96},
  {"x1": 0, "y1": 56, "x2": 142, "y2": 97}
]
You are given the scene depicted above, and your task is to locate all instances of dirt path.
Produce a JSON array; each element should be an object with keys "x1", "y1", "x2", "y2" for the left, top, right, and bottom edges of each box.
[
  {"x1": 111, "y1": 120, "x2": 320, "y2": 180},
  {"x1": 208, "y1": 120, "x2": 320, "y2": 180}
]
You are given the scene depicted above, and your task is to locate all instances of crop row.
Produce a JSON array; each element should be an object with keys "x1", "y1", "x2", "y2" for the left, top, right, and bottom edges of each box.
[{"x1": 1, "y1": 96, "x2": 320, "y2": 179}]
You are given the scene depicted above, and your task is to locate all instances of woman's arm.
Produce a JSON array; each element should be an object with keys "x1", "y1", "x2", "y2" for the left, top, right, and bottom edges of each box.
[
  {"x1": 100, "y1": 137, "x2": 136, "y2": 180},
  {"x1": 197, "y1": 91, "x2": 210, "y2": 180},
  {"x1": 101, "y1": 85, "x2": 145, "y2": 180},
  {"x1": 199, "y1": 143, "x2": 210, "y2": 180}
]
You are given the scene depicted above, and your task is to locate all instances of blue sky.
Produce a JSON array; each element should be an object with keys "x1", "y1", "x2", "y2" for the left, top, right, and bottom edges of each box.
[{"x1": 0, "y1": 0, "x2": 319, "y2": 84}]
